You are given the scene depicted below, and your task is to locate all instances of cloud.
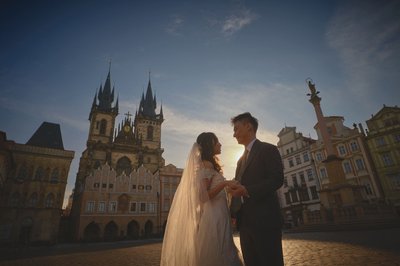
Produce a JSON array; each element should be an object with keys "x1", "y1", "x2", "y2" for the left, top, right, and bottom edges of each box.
[
  {"x1": 221, "y1": 8, "x2": 258, "y2": 36},
  {"x1": 165, "y1": 15, "x2": 184, "y2": 36},
  {"x1": 325, "y1": 0, "x2": 400, "y2": 98},
  {"x1": 160, "y1": 80, "x2": 295, "y2": 177}
]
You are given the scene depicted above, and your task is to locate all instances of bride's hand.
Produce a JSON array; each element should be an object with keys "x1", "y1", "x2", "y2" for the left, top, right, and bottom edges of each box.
[{"x1": 224, "y1": 180, "x2": 240, "y2": 189}]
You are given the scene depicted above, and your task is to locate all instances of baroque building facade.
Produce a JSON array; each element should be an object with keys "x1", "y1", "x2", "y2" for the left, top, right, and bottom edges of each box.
[
  {"x1": 70, "y1": 69, "x2": 182, "y2": 241},
  {"x1": 310, "y1": 116, "x2": 381, "y2": 203},
  {"x1": 277, "y1": 126, "x2": 320, "y2": 227},
  {"x1": 0, "y1": 123, "x2": 74, "y2": 245},
  {"x1": 365, "y1": 105, "x2": 400, "y2": 214}
]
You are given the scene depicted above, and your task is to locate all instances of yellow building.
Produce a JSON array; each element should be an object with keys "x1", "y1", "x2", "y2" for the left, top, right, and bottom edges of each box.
[
  {"x1": 310, "y1": 116, "x2": 381, "y2": 202},
  {"x1": 365, "y1": 105, "x2": 400, "y2": 214},
  {"x1": 0, "y1": 123, "x2": 74, "y2": 245}
]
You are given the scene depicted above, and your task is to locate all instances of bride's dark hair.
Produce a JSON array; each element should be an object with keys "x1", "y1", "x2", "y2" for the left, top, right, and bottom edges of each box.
[{"x1": 196, "y1": 132, "x2": 222, "y2": 173}]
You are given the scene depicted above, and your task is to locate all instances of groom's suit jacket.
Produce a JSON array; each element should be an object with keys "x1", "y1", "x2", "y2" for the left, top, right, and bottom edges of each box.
[{"x1": 233, "y1": 139, "x2": 284, "y2": 230}]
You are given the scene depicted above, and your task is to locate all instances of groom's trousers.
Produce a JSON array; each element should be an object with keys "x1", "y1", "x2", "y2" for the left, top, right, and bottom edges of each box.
[{"x1": 240, "y1": 226, "x2": 284, "y2": 266}]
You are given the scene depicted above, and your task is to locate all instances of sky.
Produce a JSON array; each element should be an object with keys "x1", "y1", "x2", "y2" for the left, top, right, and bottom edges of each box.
[{"x1": 1, "y1": 0, "x2": 399, "y2": 207}]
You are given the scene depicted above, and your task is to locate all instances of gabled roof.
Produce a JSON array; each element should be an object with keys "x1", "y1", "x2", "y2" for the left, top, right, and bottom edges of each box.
[{"x1": 26, "y1": 122, "x2": 64, "y2": 150}]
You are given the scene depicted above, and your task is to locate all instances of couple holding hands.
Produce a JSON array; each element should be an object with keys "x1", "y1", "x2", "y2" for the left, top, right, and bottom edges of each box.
[{"x1": 161, "y1": 112, "x2": 285, "y2": 266}]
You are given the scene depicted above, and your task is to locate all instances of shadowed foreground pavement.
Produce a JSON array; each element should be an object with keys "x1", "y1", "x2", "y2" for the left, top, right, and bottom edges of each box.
[{"x1": 1, "y1": 228, "x2": 400, "y2": 266}]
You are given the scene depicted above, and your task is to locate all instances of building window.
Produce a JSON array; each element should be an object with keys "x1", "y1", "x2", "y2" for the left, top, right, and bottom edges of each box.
[
  {"x1": 355, "y1": 158, "x2": 365, "y2": 171},
  {"x1": 109, "y1": 201, "x2": 117, "y2": 212},
  {"x1": 98, "y1": 201, "x2": 106, "y2": 212},
  {"x1": 316, "y1": 153, "x2": 323, "y2": 162},
  {"x1": 45, "y1": 193, "x2": 55, "y2": 208},
  {"x1": 388, "y1": 173, "x2": 400, "y2": 189},
  {"x1": 299, "y1": 188, "x2": 310, "y2": 201},
  {"x1": 86, "y1": 201, "x2": 95, "y2": 212},
  {"x1": 284, "y1": 192, "x2": 291, "y2": 205},
  {"x1": 94, "y1": 183, "x2": 100, "y2": 188},
  {"x1": 148, "y1": 202, "x2": 156, "y2": 213},
  {"x1": 140, "y1": 202, "x2": 146, "y2": 213},
  {"x1": 132, "y1": 184, "x2": 137, "y2": 190},
  {"x1": 109, "y1": 183, "x2": 114, "y2": 189},
  {"x1": 394, "y1": 134, "x2": 400, "y2": 143},
  {"x1": 382, "y1": 153, "x2": 394, "y2": 167},
  {"x1": 50, "y1": 168, "x2": 59, "y2": 184},
  {"x1": 147, "y1": 126, "x2": 154, "y2": 140},
  {"x1": 102, "y1": 183, "x2": 107, "y2": 189},
  {"x1": 138, "y1": 185, "x2": 144, "y2": 191},
  {"x1": 286, "y1": 149, "x2": 290, "y2": 155},
  {"x1": 17, "y1": 164, "x2": 28, "y2": 181},
  {"x1": 163, "y1": 199, "x2": 170, "y2": 211},
  {"x1": 146, "y1": 185, "x2": 152, "y2": 191},
  {"x1": 28, "y1": 193, "x2": 38, "y2": 207},
  {"x1": 295, "y1": 155, "x2": 301, "y2": 165},
  {"x1": 288, "y1": 158, "x2": 294, "y2": 168},
  {"x1": 116, "y1": 156, "x2": 132, "y2": 176},
  {"x1": 130, "y1": 202, "x2": 137, "y2": 213},
  {"x1": 100, "y1": 119, "x2": 107, "y2": 135},
  {"x1": 303, "y1": 152, "x2": 310, "y2": 162},
  {"x1": 310, "y1": 186, "x2": 319, "y2": 199},
  {"x1": 291, "y1": 174, "x2": 298, "y2": 187},
  {"x1": 350, "y1": 141, "x2": 359, "y2": 152},
  {"x1": 343, "y1": 161, "x2": 352, "y2": 174},
  {"x1": 299, "y1": 172, "x2": 306, "y2": 185},
  {"x1": 364, "y1": 183, "x2": 373, "y2": 195},
  {"x1": 338, "y1": 145, "x2": 347, "y2": 156},
  {"x1": 34, "y1": 167, "x2": 45, "y2": 181},
  {"x1": 306, "y1": 169, "x2": 314, "y2": 181},
  {"x1": 375, "y1": 137, "x2": 386, "y2": 147},
  {"x1": 290, "y1": 190, "x2": 298, "y2": 202},
  {"x1": 320, "y1": 168, "x2": 327, "y2": 179},
  {"x1": 283, "y1": 177, "x2": 288, "y2": 187}
]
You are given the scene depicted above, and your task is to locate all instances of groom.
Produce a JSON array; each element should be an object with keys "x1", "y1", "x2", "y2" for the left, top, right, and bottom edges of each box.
[{"x1": 230, "y1": 112, "x2": 284, "y2": 266}]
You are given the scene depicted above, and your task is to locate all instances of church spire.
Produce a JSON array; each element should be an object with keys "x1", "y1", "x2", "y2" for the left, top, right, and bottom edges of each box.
[
  {"x1": 97, "y1": 67, "x2": 115, "y2": 111},
  {"x1": 139, "y1": 75, "x2": 157, "y2": 118}
]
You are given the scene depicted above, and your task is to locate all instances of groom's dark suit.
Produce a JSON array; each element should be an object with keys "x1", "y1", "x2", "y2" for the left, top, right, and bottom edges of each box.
[{"x1": 232, "y1": 139, "x2": 284, "y2": 266}]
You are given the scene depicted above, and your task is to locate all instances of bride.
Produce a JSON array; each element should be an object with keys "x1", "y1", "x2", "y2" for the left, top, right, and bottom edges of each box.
[{"x1": 160, "y1": 132, "x2": 243, "y2": 266}]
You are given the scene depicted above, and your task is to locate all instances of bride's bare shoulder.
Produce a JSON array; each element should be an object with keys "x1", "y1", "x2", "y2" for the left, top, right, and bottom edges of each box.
[{"x1": 201, "y1": 160, "x2": 214, "y2": 169}]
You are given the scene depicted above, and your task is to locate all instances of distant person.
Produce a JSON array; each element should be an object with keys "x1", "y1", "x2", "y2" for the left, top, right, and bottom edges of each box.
[
  {"x1": 160, "y1": 132, "x2": 243, "y2": 266},
  {"x1": 229, "y1": 112, "x2": 285, "y2": 266}
]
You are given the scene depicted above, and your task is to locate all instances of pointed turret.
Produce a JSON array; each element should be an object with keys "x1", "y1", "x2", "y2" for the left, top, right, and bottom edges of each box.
[
  {"x1": 159, "y1": 103, "x2": 164, "y2": 120},
  {"x1": 139, "y1": 79, "x2": 156, "y2": 117}
]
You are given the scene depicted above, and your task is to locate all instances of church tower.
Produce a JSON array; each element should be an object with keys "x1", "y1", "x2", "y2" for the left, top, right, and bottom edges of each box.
[
  {"x1": 88, "y1": 69, "x2": 119, "y2": 145},
  {"x1": 133, "y1": 76, "x2": 165, "y2": 172}
]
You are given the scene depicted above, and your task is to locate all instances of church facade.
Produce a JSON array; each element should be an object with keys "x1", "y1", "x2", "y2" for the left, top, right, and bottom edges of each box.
[{"x1": 70, "y1": 69, "x2": 181, "y2": 241}]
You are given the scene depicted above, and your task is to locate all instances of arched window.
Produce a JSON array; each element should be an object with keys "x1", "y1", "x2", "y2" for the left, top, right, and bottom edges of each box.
[
  {"x1": 17, "y1": 164, "x2": 28, "y2": 181},
  {"x1": 100, "y1": 119, "x2": 107, "y2": 135},
  {"x1": 147, "y1": 126, "x2": 153, "y2": 140},
  {"x1": 94, "y1": 160, "x2": 101, "y2": 169},
  {"x1": 34, "y1": 167, "x2": 45, "y2": 181},
  {"x1": 45, "y1": 193, "x2": 55, "y2": 208},
  {"x1": 116, "y1": 156, "x2": 132, "y2": 176},
  {"x1": 50, "y1": 168, "x2": 59, "y2": 184},
  {"x1": 10, "y1": 192, "x2": 20, "y2": 207},
  {"x1": 28, "y1": 193, "x2": 38, "y2": 207}
]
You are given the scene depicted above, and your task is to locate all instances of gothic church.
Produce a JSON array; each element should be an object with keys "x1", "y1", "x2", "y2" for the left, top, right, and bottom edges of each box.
[{"x1": 70, "y1": 69, "x2": 170, "y2": 241}]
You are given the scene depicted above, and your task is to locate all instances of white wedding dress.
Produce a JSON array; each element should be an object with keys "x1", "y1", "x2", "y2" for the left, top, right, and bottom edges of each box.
[
  {"x1": 160, "y1": 143, "x2": 243, "y2": 266},
  {"x1": 197, "y1": 168, "x2": 243, "y2": 266}
]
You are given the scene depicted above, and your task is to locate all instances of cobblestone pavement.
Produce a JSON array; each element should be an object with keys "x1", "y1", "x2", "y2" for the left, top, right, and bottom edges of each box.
[{"x1": 1, "y1": 228, "x2": 400, "y2": 266}]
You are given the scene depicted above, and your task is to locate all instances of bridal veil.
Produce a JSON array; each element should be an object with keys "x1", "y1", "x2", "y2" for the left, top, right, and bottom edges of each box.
[{"x1": 160, "y1": 143, "x2": 210, "y2": 266}]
